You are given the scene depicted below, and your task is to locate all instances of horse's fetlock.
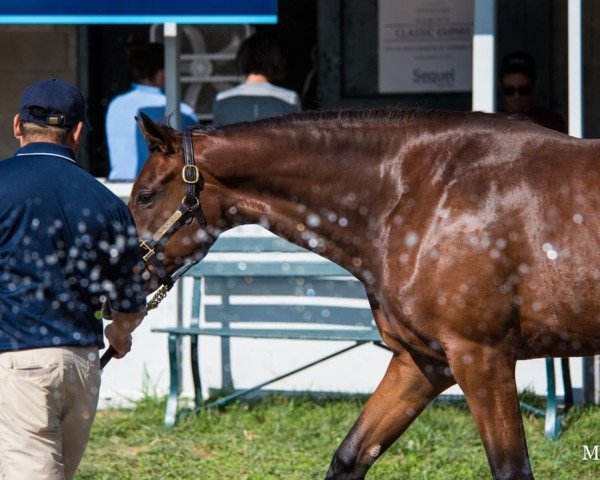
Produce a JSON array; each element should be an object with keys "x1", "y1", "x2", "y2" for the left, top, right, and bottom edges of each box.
[
  {"x1": 334, "y1": 445, "x2": 358, "y2": 471},
  {"x1": 326, "y1": 442, "x2": 363, "y2": 479}
]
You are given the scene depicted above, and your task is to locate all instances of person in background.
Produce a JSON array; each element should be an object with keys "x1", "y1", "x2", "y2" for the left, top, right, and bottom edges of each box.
[
  {"x1": 499, "y1": 51, "x2": 567, "y2": 133},
  {"x1": 105, "y1": 41, "x2": 198, "y2": 181},
  {"x1": 212, "y1": 32, "x2": 301, "y2": 127},
  {"x1": 0, "y1": 78, "x2": 147, "y2": 479}
]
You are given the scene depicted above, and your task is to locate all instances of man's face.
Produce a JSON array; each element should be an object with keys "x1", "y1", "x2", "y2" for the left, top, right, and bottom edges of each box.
[{"x1": 501, "y1": 72, "x2": 534, "y2": 114}]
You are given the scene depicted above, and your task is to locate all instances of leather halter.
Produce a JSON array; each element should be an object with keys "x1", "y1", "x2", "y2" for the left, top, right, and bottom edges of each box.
[{"x1": 139, "y1": 128, "x2": 206, "y2": 289}]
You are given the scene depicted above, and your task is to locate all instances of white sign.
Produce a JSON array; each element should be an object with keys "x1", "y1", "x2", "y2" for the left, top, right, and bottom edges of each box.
[{"x1": 378, "y1": 0, "x2": 474, "y2": 93}]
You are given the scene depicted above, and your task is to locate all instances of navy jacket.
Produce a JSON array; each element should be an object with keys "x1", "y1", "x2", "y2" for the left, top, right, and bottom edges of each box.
[{"x1": 0, "y1": 142, "x2": 147, "y2": 352}]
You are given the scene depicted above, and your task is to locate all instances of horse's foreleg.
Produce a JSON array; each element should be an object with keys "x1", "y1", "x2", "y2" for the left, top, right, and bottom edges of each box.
[
  {"x1": 446, "y1": 343, "x2": 534, "y2": 480},
  {"x1": 325, "y1": 349, "x2": 455, "y2": 479}
]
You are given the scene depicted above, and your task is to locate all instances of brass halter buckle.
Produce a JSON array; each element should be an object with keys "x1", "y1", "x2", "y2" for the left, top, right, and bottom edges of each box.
[
  {"x1": 182, "y1": 165, "x2": 199, "y2": 184},
  {"x1": 139, "y1": 239, "x2": 156, "y2": 262}
]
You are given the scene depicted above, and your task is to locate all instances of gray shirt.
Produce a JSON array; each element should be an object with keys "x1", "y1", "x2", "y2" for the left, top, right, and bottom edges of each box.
[{"x1": 212, "y1": 82, "x2": 301, "y2": 127}]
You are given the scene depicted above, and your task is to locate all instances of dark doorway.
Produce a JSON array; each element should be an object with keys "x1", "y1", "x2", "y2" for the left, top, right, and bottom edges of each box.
[{"x1": 83, "y1": 0, "x2": 317, "y2": 177}]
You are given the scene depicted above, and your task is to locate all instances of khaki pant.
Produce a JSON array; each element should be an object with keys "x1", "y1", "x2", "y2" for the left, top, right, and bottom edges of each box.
[{"x1": 0, "y1": 346, "x2": 101, "y2": 480}]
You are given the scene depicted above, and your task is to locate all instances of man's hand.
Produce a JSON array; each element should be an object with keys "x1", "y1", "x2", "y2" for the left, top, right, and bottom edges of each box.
[
  {"x1": 104, "y1": 322, "x2": 132, "y2": 358},
  {"x1": 104, "y1": 310, "x2": 145, "y2": 359}
]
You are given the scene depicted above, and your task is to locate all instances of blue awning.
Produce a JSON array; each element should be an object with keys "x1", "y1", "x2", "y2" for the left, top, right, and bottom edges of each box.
[{"x1": 0, "y1": 0, "x2": 278, "y2": 24}]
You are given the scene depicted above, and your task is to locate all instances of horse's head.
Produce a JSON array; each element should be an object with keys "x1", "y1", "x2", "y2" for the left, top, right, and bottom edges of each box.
[{"x1": 129, "y1": 113, "x2": 218, "y2": 291}]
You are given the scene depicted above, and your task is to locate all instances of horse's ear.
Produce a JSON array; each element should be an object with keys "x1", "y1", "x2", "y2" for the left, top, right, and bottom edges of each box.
[{"x1": 136, "y1": 112, "x2": 177, "y2": 154}]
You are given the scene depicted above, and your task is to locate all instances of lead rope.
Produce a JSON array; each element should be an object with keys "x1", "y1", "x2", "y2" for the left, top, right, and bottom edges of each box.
[
  {"x1": 99, "y1": 289, "x2": 165, "y2": 369},
  {"x1": 146, "y1": 283, "x2": 170, "y2": 311}
]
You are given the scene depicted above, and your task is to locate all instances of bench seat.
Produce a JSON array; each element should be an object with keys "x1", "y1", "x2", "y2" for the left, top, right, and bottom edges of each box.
[{"x1": 153, "y1": 326, "x2": 383, "y2": 342}]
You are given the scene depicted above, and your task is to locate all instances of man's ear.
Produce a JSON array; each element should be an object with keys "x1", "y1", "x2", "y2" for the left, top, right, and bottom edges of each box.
[
  {"x1": 70, "y1": 121, "x2": 84, "y2": 152},
  {"x1": 136, "y1": 112, "x2": 177, "y2": 154},
  {"x1": 13, "y1": 114, "x2": 22, "y2": 140}
]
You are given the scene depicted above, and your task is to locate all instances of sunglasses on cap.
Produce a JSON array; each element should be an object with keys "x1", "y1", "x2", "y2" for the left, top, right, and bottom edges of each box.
[{"x1": 502, "y1": 85, "x2": 533, "y2": 96}]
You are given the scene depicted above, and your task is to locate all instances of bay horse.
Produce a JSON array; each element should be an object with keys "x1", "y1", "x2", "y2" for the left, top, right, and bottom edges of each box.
[{"x1": 129, "y1": 109, "x2": 600, "y2": 479}]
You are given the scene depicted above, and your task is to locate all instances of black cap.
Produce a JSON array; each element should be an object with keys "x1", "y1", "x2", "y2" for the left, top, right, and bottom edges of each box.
[
  {"x1": 500, "y1": 51, "x2": 536, "y2": 80},
  {"x1": 19, "y1": 78, "x2": 92, "y2": 129}
]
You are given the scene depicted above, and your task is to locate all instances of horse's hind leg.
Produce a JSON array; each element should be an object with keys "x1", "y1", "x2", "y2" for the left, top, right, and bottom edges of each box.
[
  {"x1": 325, "y1": 348, "x2": 455, "y2": 479},
  {"x1": 446, "y1": 342, "x2": 534, "y2": 480}
]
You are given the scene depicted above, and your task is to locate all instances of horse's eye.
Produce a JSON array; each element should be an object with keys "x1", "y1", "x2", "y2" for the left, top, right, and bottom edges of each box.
[{"x1": 136, "y1": 191, "x2": 155, "y2": 205}]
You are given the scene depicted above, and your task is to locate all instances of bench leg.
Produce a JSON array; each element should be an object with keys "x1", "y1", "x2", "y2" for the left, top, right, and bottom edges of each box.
[
  {"x1": 164, "y1": 333, "x2": 181, "y2": 428},
  {"x1": 518, "y1": 358, "x2": 568, "y2": 440},
  {"x1": 544, "y1": 358, "x2": 560, "y2": 440},
  {"x1": 191, "y1": 335, "x2": 203, "y2": 410},
  {"x1": 560, "y1": 357, "x2": 573, "y2": 412},
  {"x1": 220, "y1": 335, "x2": 234, "y2": 392}
]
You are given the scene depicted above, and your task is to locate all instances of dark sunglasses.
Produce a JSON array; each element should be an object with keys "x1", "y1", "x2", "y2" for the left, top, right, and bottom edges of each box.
[{"x1": 502, "y1": 85, "x2": 533, "y2": 96}]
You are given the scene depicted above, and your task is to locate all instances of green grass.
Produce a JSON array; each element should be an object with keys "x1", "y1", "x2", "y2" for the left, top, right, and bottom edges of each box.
[{"x1": 77, "y1": 394, "x2": 600, "y2": 479}]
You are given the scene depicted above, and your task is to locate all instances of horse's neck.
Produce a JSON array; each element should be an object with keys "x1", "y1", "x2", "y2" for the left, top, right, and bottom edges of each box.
[{"x1": 202, "y1": 126, "x2": 384, "y2": 265}]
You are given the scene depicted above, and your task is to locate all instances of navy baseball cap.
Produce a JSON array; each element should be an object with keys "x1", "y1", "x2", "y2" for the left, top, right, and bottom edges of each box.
[{"x1": 19, "y1": 78, "x2": 92, "y2": 129}]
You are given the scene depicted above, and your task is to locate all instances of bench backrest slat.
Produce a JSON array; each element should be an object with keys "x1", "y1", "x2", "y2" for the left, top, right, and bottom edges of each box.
[
  {"x1": 204, "y1": 276, "x2": 363, "y2": 297},
  {"x1": 206, "y1": 236, "x2": 307, "y2": 253},
  {"x1": 205, "y1": 304, "x2": 373, "y2": 326},
  {"x1": 187, "y1": 261, "x2": 350, "y2": 277},
  {"x1": 202, "y1": 277, "x2": 372, "y2": 327}
]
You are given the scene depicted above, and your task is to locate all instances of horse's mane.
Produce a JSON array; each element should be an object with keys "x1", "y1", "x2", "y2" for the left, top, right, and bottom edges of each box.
[
  {"x1": 157, "y1": 107, "x2": 529, "y2": 141},
  {"x1": 216, "y1": 107, "x2": 511, "y2": 132}
]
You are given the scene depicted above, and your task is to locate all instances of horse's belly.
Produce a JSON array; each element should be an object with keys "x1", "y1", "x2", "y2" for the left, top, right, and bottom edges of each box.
[{"x1": 519, "y1": 289, "x2": 600, "y2": 358}]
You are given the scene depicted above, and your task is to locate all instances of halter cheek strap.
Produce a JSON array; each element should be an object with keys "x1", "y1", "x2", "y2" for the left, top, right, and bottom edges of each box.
[
  {"x1": 139, "y1": 128, "x2": 206, "y2": 289},
  {"x1": 182, "y1": 129, "x2": 207, "y2": 225}
]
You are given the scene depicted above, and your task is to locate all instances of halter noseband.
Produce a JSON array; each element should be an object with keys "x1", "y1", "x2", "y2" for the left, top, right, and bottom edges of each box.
[{"x1": 139, "y1": 128, "x2": 206, "y2": 291}]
